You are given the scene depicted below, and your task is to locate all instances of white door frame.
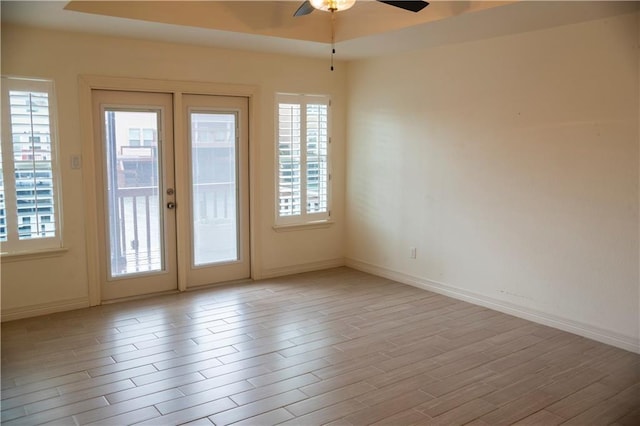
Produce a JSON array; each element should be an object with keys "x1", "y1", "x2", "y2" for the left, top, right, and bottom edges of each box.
[{"x1": 79, "y1": 75, "x2": 260, "y2": 306}]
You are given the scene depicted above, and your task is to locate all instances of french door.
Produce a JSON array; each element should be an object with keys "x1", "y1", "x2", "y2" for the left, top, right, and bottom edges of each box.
[{"x1": 92, "y1": 90, "x2": 249, "y2": 301}]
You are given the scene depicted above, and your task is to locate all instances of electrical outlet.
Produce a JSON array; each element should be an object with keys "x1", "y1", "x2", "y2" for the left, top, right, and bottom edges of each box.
[{"x1": 410, "y1": 247, "x2": 417, "y2": 259}]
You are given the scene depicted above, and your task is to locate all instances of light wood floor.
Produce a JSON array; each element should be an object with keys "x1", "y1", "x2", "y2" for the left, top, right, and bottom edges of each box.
[{"x1": 2, "y1": 267, "x2": 639, "y2": 425}]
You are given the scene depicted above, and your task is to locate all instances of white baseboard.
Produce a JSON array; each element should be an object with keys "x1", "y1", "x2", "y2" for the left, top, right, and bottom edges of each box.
[
  {"x1": 258, "y1": 258, "x2": 346, "y2": 280},
  {"x1": 346, "y1": 258, "x2": 640, "y2": 354},
  {"x1": 1, "y1": 297, "x2": 90, "y2": 322}
]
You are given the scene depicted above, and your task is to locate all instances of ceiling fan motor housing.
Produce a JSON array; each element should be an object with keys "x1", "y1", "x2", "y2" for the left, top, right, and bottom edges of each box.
[
  {"x1": 310, "y1": 0, "x2": 357, "y2": 12},
  {"x1": 295, "y1": 0, "x2": 429, "y2": 17}
]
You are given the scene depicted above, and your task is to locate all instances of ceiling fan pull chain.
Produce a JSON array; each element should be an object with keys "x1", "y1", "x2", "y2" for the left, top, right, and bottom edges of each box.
[
  {"x1": 330, "y1": 9, "x2": 336, "y2": 71},
  {"x1": 331, "y1": 47, "x2": 335, "y2": 71}
]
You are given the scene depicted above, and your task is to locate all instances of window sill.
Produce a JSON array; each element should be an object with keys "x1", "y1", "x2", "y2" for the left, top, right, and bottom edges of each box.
[
  {"x1": 273, "y1": 220, "x2": 334, "y2": 232},
  {"x1": 1, "y1": 247, "x2": 69, "y2": 263}
]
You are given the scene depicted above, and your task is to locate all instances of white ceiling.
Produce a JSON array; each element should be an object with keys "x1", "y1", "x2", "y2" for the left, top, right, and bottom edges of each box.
[{"x1": 1, "y1": 1, "x2": 638, "y2": 61}]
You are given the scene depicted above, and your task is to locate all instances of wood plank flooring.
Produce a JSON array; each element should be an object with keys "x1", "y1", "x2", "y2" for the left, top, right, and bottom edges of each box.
[{"x1": 2, "y1": 267, "x2": 639, "y2": 425}]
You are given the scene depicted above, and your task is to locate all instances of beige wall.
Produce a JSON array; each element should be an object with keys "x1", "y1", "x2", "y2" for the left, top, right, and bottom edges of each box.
[
  {"x1": 346, "y1": 11, "x2": 640, "y2": 351},
  {"x1": 2, "y1": 8, "x2": 639, "y2": 353},
  {"x1": 0, "y1": 25, "x2": 347, "y2": 316}
]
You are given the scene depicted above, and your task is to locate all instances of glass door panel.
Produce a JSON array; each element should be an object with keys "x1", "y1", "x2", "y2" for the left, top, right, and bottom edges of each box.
[
  {"x1": 104, "y1": 110, "x2": 164, "y2": 277},
  {"x1": 190, "y1": 112, "x2": 238, "y2": 266}
]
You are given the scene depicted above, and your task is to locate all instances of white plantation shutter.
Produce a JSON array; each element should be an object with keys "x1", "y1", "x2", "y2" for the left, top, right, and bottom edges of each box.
[
  {"x1": 305, "y1": 103, "x2": 328, "y2": 214},
  {"x1": 278, "y1": 102, "x2": 302, "y2": 217},
  {"x1": 276, "y1": 94, "x2": 330, "y2": 225},
  {"x1": 1, "y1": 77, "x2": 62, "y2": 253}
]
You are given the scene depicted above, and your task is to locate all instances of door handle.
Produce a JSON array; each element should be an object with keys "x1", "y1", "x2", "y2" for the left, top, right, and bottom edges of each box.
[{"x1": 167, "y1": 202, "x2": 176, "y2": 209}]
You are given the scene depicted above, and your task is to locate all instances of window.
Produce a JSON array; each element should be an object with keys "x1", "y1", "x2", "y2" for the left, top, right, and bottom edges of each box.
[
  {"x1": 1, "y1": 77, "x2": 62, "y2": 253},
  {"x1": 127, "y1": 127, "x2": 156, "y2": 147},
  {"x1": 127, "y1": 128, "x2": 141, "y2": 146},
  {"x1": 276, "y1": 93, "x2": 330, "y2": 225}
]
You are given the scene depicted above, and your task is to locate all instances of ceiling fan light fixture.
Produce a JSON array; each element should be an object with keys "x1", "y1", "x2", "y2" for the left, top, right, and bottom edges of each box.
[{"x1": 310, "y1": 0, "x2": 356, "y2": 12}]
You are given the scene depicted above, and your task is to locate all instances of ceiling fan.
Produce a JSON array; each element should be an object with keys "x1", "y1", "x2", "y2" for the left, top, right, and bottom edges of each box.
[
  {"x1": 294, "y1": 0, "x2": 430, "y2": 71},
  {"x1": 294, "y1": 0, "x2": 430, "y2": 17}
]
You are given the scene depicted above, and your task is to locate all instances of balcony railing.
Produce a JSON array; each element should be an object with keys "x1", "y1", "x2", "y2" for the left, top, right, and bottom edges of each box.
[{"x1": 110, "y1": 182, "x2": 235, "y2": 275}]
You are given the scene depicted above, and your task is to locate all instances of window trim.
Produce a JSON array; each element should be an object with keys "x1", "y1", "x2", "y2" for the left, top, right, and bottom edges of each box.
[
  {"x1": 1, "y1": 76, "x2": 63, "y2": 255},
  {"x1": 272, "y1": 219, "x2": 334, "y2": 232},
  {"x1": 274, "y1": 93, "x2": 331, "y2": 227}
]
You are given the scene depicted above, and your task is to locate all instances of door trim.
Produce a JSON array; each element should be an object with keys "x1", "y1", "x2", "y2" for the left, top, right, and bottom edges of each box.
[{"x1": 79, "y1": 75, "x2": 260, "y2": 306}]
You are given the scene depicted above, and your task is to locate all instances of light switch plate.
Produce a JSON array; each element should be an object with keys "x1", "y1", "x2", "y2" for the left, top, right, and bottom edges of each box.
[{"x1": 71, "y1": 155, "x2": 82, "y2": 170}]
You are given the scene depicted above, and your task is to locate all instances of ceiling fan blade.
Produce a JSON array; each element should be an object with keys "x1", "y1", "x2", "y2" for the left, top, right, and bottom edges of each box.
[
  {"x1": 377, "y1": 1, "x2": 429, "y2": 13},
  {"x1": 293, "y1": 1, "x2": 315, "y2": 17}
]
